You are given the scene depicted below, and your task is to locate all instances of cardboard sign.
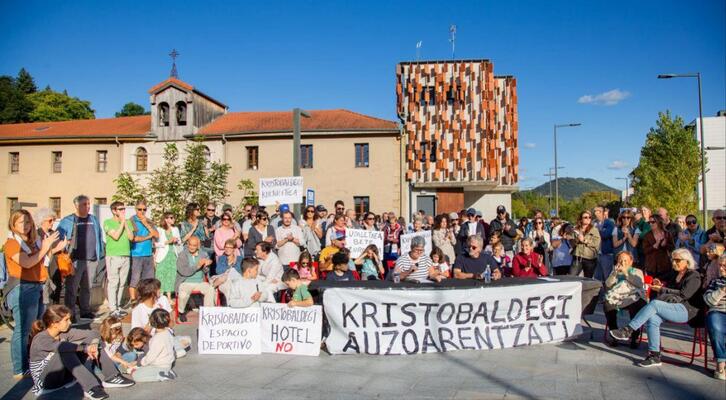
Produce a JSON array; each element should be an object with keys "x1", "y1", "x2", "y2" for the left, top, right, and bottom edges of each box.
[
  {"x1": 259, "y1": 177, "x2": 304, "y2": 206},
  {"x1": 260, "y1": 303, "x2": 323, "y2": 356},
  {"x1": 346, "y1": 228, "x2": 384, "y2": 259},
  {"x1": 198, "y1": 307, "x2": 262, "y2": 355},
  {"x1": 400, "y1": 230, "x2": 432, "y2": 255}
]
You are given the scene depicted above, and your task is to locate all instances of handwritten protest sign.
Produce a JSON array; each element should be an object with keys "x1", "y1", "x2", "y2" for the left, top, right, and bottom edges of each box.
[
  {"x1": 400, "y1": 230, "x2": 432, "y2": 255},
  {"x1": 260, "y1": 304, "x2": 323, "y2": 356},
  {"x1": 346, "y1": 228, "x2": 384, "y2": 259},
  {"x1": 259, "y1": 177, "x2": 304, "y2": 206},
  {"x1": 198, "y1": 307, "x2": 261, "y2": 355}
]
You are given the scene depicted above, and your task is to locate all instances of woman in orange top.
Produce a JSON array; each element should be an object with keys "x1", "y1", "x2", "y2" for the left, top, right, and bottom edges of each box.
[{"x1": 4, "y1": 209, "x2": 62, "y2": 379}]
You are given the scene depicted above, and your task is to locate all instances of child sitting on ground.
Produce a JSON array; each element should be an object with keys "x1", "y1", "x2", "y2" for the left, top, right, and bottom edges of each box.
[
  {"x1": 121, "y1": 327, "x2": 151, "y2": 371},
  {"x1": 282, "y1": 269, "x2": 314, "y2": 308},
  {"x1": 354, "y1": 244, "x2": 384, "y2": 280},
  {"x1": 131, "y1": 279, "x2": 191, "y2": 358},
  {"x1": 132, "y1": 309, "x2": 177, "y2": 382},
  {"x1": 430, "y1": 247, "x2": 450, "y2": 278},
  {"x1": 214, "y1": 256, "x2": 275, "y2": 307},
  {"x1": 326, "y1": 252, "x2": 355, "y2": 281},
  {"x1": 100, "y1": 316, "x2": 136, "y2": 374}
]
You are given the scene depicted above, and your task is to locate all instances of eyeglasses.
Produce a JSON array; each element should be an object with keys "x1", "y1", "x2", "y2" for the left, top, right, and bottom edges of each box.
[
  {"x1": 336, "y1": 207, "x2": 344, "y2": 211},
  {"x1": 714, "y1": 216, "x2": 725, "y2": 221},
  {"x1": 581, "y1": 216, "x2": 591, "y2": 220},
  {"x1": 411, "y1": 247, "x2": 424, "y2": 253},
  {"x1": 648, "y1": 220, "x2": 656, "y2": 224},
  {"x1": 469, "y1": 246, "x2": 479, "y2": 250},
  {"x1": 114, "y1": 207, "x2": 125, "y2": 211},
  {"x1": 535, "y1": 222, "x2": 544, "y2": 225},
  {"x1": 222, "y1": 218, "x2": 231, "y2": 221},
  {"x1": 207, "y1": 208, "x2": 215, "y2": 212},
  {"x1": 366, "y1": 217, "x2": 375, "y2": 221},
  {"x1": 672, "y1": 258, "x2": 685, "y2": 263},
  {"x1": 137, "y1": 208, "x2": 146, "y2": 211},
  {"x1": 306, "y1": 210, "x2": 314, "y2": 213},
  {"x1": 686, "y1": 220, "x2": 697, "y2": 224},
  {"x1": 165, "y1": 216, "x2": 175, "y2": 220},
  {"x1": 259, "y1": 217, "x2": 268, "y2": 221},
  {"x1": 621, "y1": 217, "x2": 631, "y2": 220}
]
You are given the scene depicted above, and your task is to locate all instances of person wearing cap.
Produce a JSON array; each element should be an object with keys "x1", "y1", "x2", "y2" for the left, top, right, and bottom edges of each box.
[
  {"x1": 489, "y1": 205, "x2": 517, "y2": 259},
  {"x1": 448, "y1": 212, "x2": 461, "y2": 236},
  {"x1": 319, "y1": 229, "x2": 346, "y2": 272},
  {"x1": 456, "y1": 208, "x2": 485, "y2": 256},
  {"x1": 271, "y1": 204, "x2": 297, "y2": 228}
]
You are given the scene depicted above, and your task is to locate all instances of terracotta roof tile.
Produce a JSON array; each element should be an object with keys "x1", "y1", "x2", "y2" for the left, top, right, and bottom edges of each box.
[
  {"x1": 199, "y1": 109, "x2": 398, "y2": 135},
  {"x1": 0, "y1": 116, "x2": 151, "y2": 140},
  {"x1": 148, "y1": 77, "x2": 194, "y2": 94}
]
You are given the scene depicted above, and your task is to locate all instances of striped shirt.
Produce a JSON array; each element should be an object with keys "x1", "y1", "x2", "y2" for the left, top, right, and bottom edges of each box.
[{"x1": 395, "y1": 253, "x2": 433, "y2": 282}]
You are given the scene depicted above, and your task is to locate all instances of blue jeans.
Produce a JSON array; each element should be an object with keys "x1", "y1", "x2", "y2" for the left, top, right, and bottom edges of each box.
[
  {"x1": 628, "y1": 300, "x2": 688, "y2": 352},
  {"x1": 7, "y1": 283, "x2": 44, "y2": 374},
  {"x1": 706, "y1": 311, "x2": 726, "y2": 362},
  {"x1": 595, "y1": 254, "x2": 614, "y2": 282}
]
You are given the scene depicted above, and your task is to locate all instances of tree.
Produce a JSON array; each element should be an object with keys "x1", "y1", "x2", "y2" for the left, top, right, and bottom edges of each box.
[
  {"x1": 115, "y1": 102, "x2": 149, "y2": 117},
  {"x1": 16, "y1": 68, "x2": 37, "y2": 94},
  {"x1": 0, "y1": 76, "x2": 33, "y2": 123},
  {"x1": 630, "y1": 111, "x2": 701, "y2": 216},
  {"x1": 113, "y1": 138, "x2": 231, "y2": 222},
  {"x1": 27, "y1": 88, "x2": 95, "y2": 122}
]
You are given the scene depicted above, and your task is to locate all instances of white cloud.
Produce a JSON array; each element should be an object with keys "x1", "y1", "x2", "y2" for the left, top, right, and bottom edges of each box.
[
  {"x1": 607, "y1": 160, "x2": 629, "y2": 170},
  {"x1": 523, "y1": 142, "x2": 536, "y2": 149},
  {"x1": 578, "y1": 89, "x2": 631, "y2": 106}
]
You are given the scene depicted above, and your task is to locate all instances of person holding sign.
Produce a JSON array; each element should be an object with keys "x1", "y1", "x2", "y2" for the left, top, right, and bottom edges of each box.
[
  {"x1": 174, "y1": 237, "x2": 214, "y2": 323},
  {"x1": 214, "y1": 257, "x2": 272, "y2": 308},
  {"x1": 453, "y1": 235, "x2": 502, "y2": 280},
  {"x1": 395, "y1": 236, "x2": 443, "y2": 283},
  {"x1": 320, "y1": 229, "x2": 346, "y2": 273},
  {"x1": 512, "y1": 238, "x2": 549, "y2": 278},
  {"x1": 282, "y1": 269, "x2": 314, "y2": 308},
  {"x1": 275, "y1": 210, "x2": 304, "y2": 266}
]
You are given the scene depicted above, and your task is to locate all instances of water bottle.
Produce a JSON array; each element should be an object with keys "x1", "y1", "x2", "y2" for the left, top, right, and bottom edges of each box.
[
  {"x1": 484, "y1": 264, "x2": 491, "y2": 283},
  {"x1": 393, "y1": 270, "x2": 401, "y2": 283}
]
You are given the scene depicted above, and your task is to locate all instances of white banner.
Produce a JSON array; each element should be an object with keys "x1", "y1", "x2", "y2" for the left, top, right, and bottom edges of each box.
[
  {"x1": 259, "y1": 177, "x2": 304, "y2": 206},
  {"x1": 198, "y1": 307, "x2": 262, "y2": 355},
  {"x1": 400, "y1": 230, "x2": 432, "y2": 255},
  {"x1": 346, "y1": 228, "x2": 384, "y2": 259},
  {"x1": 323, "y1": 281, "x2": 582, "y2": 355},
  {"x1": 260, "y1": 304, "x2": 323, "y2": 356}
]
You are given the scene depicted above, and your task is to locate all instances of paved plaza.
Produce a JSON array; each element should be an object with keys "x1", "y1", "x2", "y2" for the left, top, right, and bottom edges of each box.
[{"x1": 1, "y1": 307, "x2": 724, "y2": 400}]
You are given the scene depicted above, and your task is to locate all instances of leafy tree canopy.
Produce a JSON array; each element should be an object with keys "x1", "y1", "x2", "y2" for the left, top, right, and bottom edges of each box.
[
  {"x1": 27, "y1": 88, "x2": 95, "y2": 122},
  {"x1": 0, "y1": 76, "x2": 33, "y2": 123},
  {"x1": 115, "y1": 102, "x2": 149, "y2": 117}
]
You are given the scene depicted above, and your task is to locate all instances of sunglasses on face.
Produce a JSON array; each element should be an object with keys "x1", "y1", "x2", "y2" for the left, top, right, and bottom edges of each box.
[
  {"x1": 672, "y1": 258, "x2": 685, "y2": 263},
  {"x1": 306, "y1": 210, "x2": 315, "y2": 213},
  {"x1": 622, "y1": 217, "x2": 631, "y2": 220},
  {"x1": 714, "y1": 216, "x2": 725, "y2": 221},
  {"x1": 581, "y1": 216, "x2": 591, "y2": 220},
  {"x1": 648, "y1": 220, "x2": 656, "y2": 224},
  {"x1": 222, "y1": 218, "x2": 231, "y2": 221},
  {"x1": 536, "y1": 222, "x2": 543, "y2": 225},
  {"x1": 207, "y1": 208, "x2": 215, "y2": 212},
  {"x1": 336, "y1": 208, "x2": 344, "y2": 211},
  {"x1": 366, "y1": 217, "x2": 375, "y2": 221},
  {"x1": 260, "y1": 217, "x2": 268, "y2": 221},
  {"x1": 686, "y1": 220, "x2": 697, "y2": 224},
  {"x1": 114, "y1": 207, "x2": 125, "y2": 211},
  {"x1": 137, "y1": 208, "x2": 146, "y2": 211}
]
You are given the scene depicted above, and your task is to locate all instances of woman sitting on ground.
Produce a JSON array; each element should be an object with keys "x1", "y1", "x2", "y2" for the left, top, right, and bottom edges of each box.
[
  {"x1": 703, "y1": 254, "x2": 726, "y2": 380},
  {"x1": 29, "y1": 305, "x2": 134, "y2": 399},
  {"x1": 610, "y1": 248, "x2": 703, "y2": 367},
  {"x1": 604, "y1": 250, "x2": 647, "y2": 348}
]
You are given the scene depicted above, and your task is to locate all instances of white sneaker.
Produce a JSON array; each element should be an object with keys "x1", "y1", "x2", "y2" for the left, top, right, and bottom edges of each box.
[{"x1": 175, "y1": 349, "x2": 187, "y2": 358}]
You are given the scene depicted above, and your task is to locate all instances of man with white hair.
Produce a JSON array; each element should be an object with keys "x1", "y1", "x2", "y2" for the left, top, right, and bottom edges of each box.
[{"x1": 454, "y1": 235, "x2": 502, "y2": 281}]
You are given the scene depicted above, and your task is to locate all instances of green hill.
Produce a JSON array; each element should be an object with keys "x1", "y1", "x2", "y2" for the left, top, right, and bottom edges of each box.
[{"x1": 528, "y1": 177, "x2": 619, "y2": 200}]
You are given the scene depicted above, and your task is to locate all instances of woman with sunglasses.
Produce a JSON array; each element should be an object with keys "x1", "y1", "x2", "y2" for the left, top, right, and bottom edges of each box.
[
  {"x1": 612, "y1": 209, "x2": 640, "y2": 263},
  {"x1": 35, "y1": 208, "x2": 66, "y2": 305},
  {"x1": 527, "y1": 217, "x2": 551, "y2": 264},
  {"x1": 300, "y1": 206, "x2": 322, "y2": 258},
  {"x1": 361, "y1": 212, "x2": 378, "y2": 231},
  {"x1": 570, "y1": 211, "x2": 601, "y2": 278},
  {"x1": 676, "y1": 214, "x2": 705, "y2": 265},
  {"x1": 243, "y1": 210, "x2": 276, "y2": 257},
  {"x1": 642, "y1": 214, "x2": 675, "y2": 279},
  {"x1": 610, "y1": 249, "x2": 702, "y2": 367}
]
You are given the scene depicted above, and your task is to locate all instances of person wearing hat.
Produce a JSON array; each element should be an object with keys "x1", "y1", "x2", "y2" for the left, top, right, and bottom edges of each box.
[
  {"x1": 448, "y1": 212, "x2": 461, "y2": 236},
  {"x1": 489, "y1": 205, "x2": 518, "y2": 259},
  {"x1": 271, "y1": 204, "x2": 297, "y2": 228},
  {"x1": 319, "y1": 228, "x2": 346, "y2": 273},
  {"x1": 456, "y1": 208, "x2": 486, "y2": 256}
]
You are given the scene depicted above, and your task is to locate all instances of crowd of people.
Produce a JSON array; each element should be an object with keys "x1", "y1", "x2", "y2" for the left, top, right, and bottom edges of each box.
[{"x1": 2, "y1": 194, "x2": 725, "y2": 398}]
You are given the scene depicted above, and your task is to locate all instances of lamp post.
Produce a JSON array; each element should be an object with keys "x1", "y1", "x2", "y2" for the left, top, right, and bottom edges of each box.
[
  {"x1": 544, "y1": 166, "x2": 565, "y2": 216},
  {"x1": 293, "y1": 108, "x2": 311, "y2": 217},
  {"x1": 657, "y1": 73, "x2": 707, "y2": 224},
  {"x1": 554, "y1": 123, "x2": 581, "y2": 216},
  {"x1": 616, "y1": 177, "x2": 629, "y2": 205}
]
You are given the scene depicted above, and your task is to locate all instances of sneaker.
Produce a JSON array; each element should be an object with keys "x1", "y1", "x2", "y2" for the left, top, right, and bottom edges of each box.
[
  {"x1": 168, "y1": 370, "x2": 178, "y2": 379},
  {"x1": 84, "y1": 386, "x2": 109, "y2": 400},
  {"x1": 80, "y1": 312, "x2": 96, "y2": 320},
  {"x1": 178, "y1": 312, "x2": 187, "y2": 323},
  {"x1": 175, "y1": 348, "x2": 187, "y2": 358},
  {"x1": 158, "y1": 371, "x2": 176, "y2": 381},
  {"x1": 117, "y1": 309, "x2": 128, "y2": 317},
  {"x1": 637, "y1": 352, "x2": 662, "y2": 368},
  {"x1": 715, "y1": 369, "x2": 726, "y2": 380},
  {"x1": 609, "y1": 326, "x2": 634, "y2": 341},
  {"x1": 102, "y1": 374, "x2": 135, "y2": 388}
]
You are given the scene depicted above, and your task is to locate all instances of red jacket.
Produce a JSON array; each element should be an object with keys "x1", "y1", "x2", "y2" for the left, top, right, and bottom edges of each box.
[{"x1": 512, "y1": 252, "x2": 548, "y2": 278}]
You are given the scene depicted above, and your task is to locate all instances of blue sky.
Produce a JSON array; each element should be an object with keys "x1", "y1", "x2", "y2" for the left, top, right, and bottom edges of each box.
[{"x1": 1, "y1": 0, "x2": 724, "y2": 191}]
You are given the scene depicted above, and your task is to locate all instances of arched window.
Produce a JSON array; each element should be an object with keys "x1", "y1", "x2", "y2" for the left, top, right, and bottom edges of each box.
[
  {"x1": 136, "y1": 147, "x2": 148, "y2": 172},
  {"x1": 158, "y1": 102, "x2": 170, "y2": 127},
  {"x1": 175, "y1": 101, "x2": 187, "y2": 126},
  {"x1": 202, "y1": 146, "x2": 211, "y2": 164}
]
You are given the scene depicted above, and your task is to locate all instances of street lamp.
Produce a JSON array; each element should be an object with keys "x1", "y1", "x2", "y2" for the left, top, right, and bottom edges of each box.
[
  {"x1": 293, "y1": 108, "x2": 311, "y2": 217},
  {"x1": 657, "y1": 73, "x2": 707, "y2": 224},
  {"x1": 544, "y1": 166, "x2": 565, "y2": 216},
  {"x1": 554, "y1": 123, "x2": 581, "y2": 216},
  {"x1": 616, "y1": 177, "x2": 629, "y2": 205}
]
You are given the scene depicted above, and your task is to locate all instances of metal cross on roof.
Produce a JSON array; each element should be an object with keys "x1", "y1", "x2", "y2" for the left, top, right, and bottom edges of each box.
[{"x1": 169, "y1": 49, "x2": 180, "y2": 78}]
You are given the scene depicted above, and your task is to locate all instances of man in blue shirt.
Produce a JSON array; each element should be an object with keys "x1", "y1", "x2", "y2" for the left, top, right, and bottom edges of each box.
[
  {"x1": 593, "y1": 206, "x2": 616, "y2": 284},
  {"x1": 128, "y1": 199, "x2": 158, "y2": 304}
]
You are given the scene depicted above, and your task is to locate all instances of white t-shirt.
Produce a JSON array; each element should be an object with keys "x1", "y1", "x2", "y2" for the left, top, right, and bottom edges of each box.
[
  {"x1": 275, "y1": 224, "x2": 304, "y2": 266},
  {"x1": 468, "y1": 222, "x2": 478, "y2": 236},
  {"x1": 131, "y1": 296, "x2": 172, "y2": 332}
]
